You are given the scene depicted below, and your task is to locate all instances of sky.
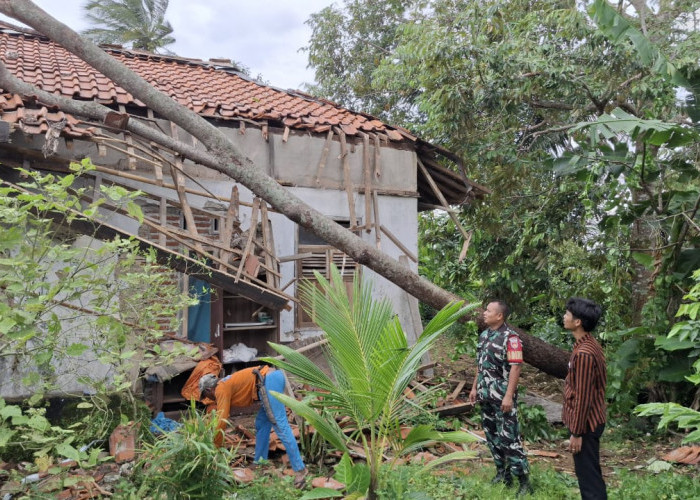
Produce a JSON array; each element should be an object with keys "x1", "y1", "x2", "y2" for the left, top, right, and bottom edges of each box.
[{"x1": 1, "y1": 0, "x2": 336, "y2": 90}]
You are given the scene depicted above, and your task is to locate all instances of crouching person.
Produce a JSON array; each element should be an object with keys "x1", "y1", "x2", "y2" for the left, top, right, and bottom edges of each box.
[{"x1": 199, "y1": 366, "x2": 308, "y2": 487}]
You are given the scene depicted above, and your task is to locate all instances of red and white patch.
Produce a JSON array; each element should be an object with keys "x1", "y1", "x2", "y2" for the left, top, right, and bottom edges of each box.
[{"x1": 507, "y1": 335, "x2": 523, "y2": 363}]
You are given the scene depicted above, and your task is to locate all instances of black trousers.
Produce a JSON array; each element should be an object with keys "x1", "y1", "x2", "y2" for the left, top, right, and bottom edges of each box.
[{"x1": 573, "y1": 423, "x2": 607, "y2": 500}]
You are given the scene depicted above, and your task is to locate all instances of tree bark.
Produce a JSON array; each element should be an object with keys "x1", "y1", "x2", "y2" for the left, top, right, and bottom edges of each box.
[{"x1": 0, "y1": 0, "x2": 569, "y2": 379}]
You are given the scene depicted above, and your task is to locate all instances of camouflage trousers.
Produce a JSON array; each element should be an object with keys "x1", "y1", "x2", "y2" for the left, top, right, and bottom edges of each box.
[{"x1": 480, "y1": 401, "x2": 530, "y2": 477}]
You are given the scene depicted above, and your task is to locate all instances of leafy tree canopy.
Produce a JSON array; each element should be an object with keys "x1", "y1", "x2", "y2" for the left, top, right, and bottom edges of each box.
[{"x1": 306, "y1": 0, "x2": 700, "y2": 412}]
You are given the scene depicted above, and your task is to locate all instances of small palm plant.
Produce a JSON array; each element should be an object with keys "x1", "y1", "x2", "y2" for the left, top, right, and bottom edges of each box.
[{"x1": 263, "y1": 266, "x2": 478, "y2": 499}]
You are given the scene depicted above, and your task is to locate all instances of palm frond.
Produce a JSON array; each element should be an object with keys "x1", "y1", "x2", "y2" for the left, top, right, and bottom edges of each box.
[
  {"x1": 422, "y1": 451, "x2": 478, "y2": 470},
  {"x1": 270, "y1": 391, "x2": 349, "y2": 454},
  {"x1": 398, "y1": 425, "x2": 478, "y2": 456},
  {"x1": 261, "y1": 343, "x2": 336, "y2": 392}
]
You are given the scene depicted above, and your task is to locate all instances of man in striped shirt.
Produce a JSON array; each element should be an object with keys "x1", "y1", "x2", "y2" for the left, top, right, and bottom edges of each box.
[{"x1": 562, "y1": 297, "x2": 607, "y2": 500}]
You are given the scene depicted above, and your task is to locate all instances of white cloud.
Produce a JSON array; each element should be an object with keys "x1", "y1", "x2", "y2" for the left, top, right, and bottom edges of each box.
[{"x1": 3, "y1": 0, "x2": 335, "y2": 90}]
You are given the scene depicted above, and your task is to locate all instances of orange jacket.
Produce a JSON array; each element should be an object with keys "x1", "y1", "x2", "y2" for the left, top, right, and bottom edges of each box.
[{"x1": 213, "y1": 365, "x2": 270, "y2": 447}]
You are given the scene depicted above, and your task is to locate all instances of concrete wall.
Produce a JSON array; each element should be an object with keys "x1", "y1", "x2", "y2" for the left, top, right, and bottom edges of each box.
[
  {"x1": 92, "y1": 121, "x2": 421, "y2": 344},
  {"x1": 1, "y1": 120, "x2": 421, "y2": 399}
]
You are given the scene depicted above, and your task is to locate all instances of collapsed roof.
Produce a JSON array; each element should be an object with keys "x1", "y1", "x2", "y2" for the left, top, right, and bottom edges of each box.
[{"x1": 0, "y1": 20, "x2": 488, "y2": 207}]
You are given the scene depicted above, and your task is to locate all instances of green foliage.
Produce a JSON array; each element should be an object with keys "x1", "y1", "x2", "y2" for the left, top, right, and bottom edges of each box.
[
  {"x1": 608, "y1": 468, "x2": 700, "y2": 500},
  {"x1": 237, "y1": 478, "x2": 302, "y2": 500},
  {"x1": 635, "y1": 268, "x2": 700, "y2": 443},
  {"x1": 82, "y1": 0, "x2": 175, "y2": 53},
  {"x1": 0, "y1": 398, "x2": 106, "y2": 466},
  {"x1": 304, "y1": 0, "x2": 422, "y2": 120},
  {"x1": 263, "y1": 265, "x2": 478, "y2": 498},
  {"x1": 518, "y1": 402, "x2": 561, "y2": 442},
  {"x1": 0, "y1": 162, "x2": 196, "y2": 399},
  {"x1": 306, "y1": 2, "x2": 700, "y2": 421},
  {"x1": 378, "y1": 462, "x2": 579, "y2": 499},
  {"x1": 297, "y1": 410, "x2": 331, "y2": 466},
  {"x1": 589, "y1": 0, "x2": 692, "y2": 89},
  {"x1": 635, "y1": 403, "x2": 700, "y2": 443},
  {"x1": 132, "y1": 402, "x2": 237, "y2": 498}
]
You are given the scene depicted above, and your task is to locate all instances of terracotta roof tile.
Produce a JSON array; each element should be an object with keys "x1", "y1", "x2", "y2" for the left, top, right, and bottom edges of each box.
[
  {"x1": 0, "y1": 23, "x2": 488, "y2": 204},
  {"x1": 0, "y1": 25, "x2": 419, "y2": 143}
]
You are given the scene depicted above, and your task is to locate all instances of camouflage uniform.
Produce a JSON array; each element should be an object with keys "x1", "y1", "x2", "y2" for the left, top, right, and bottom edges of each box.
[{"x1": 476, "y1": 323, "x2": 530, "y2": 478}]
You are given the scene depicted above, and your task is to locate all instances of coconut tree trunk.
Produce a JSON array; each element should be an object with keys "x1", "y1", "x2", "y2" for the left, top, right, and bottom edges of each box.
[{"x1": 0, "y1": 0, "x2": 570, "y2": 379}]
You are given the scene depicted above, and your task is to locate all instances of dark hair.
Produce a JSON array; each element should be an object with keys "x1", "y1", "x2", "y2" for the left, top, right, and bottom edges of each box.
[
  {"x1": 566, "y1": 297, "x2": 602, "y2": 332},
  {"x1": 490, "y1": 300, "x2": 510, "y2": 320}
]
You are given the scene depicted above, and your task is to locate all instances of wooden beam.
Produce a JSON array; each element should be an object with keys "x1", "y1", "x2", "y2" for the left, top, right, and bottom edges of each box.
[
  {"x1": 334, "y1": 127, "x2": 357, "y2": 228},
  {"x1": 373, "y1": 133, "x2": 382, "y2": 179},
  {"x1": 417, "y1": 158, "x2": 471, "y2": 242},
  {"x1": 158, "y1": 196, "x2": 167, "y2": 246},
  {"x1": 314, "y1": 129, "x2": 333, "y2": 185},
  {"x1": 361, "y1": 132, "x2": 372, "y2": 233},
  {"x1": 260, "y1": 201, "x2": 276, "y2": 288},
  {"x1": 379, "y1": 224, "x2": 417, "y2": 263},
  {"x1": 458, "y1": 230, "x2": 473, "y2": 263},
  {"x1": 219, "y1": 185, "x2": 240, "y2": 270},
  {"x1": 271, "y1": 338, "x2": 328, "y2": 360},
  {"x1": 278, "y1": 253, "x2": 313, "y2": 263},
  {"x1": 235, "y1": 198, "x2": 260, "y2": 283},
  {"x1": 169, "y1": 162, "x2": 204, "y2": 254},
  {"x1": 0, "y1": 179, "x2": 290, "y2": 310},
  {"x1": 90, "y1": 162, "x2": 256, "y2": 210},
  {"x1": 372, "y1": 190, "x2": 381, "y2": 250}
]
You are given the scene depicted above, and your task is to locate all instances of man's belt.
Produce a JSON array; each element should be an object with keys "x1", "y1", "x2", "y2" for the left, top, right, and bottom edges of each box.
[{"x1": 253, "y1": 368, "x2": 277, "y2": 425}]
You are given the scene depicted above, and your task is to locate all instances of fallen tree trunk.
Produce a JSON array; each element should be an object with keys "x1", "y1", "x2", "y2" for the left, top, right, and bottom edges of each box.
[{"x1": 0, "y1": 0, "x2": 569, "y2": 379}]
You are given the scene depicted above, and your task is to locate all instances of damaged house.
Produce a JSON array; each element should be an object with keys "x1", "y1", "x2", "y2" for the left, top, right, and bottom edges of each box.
[{"x1": 0, "y1": 21, "x2": 487, "y2": 410}]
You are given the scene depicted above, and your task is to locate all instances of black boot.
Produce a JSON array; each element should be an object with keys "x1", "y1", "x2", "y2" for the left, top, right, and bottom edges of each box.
[
  {"x1": 516, "y1": 474, "x2": 533, "y2": 497},
  {"x1": 491, "y1": 469, "x2": 513, "y2": 487}
]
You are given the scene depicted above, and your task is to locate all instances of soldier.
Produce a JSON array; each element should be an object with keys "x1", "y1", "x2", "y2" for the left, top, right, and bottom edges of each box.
[{"x1": 469, "y1": 300, "x2": 532, "y2": 496}]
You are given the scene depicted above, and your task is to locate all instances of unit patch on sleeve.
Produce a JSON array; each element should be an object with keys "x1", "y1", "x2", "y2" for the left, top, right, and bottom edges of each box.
[{"x1": 506, "y1": 335, "x2": 523, "y2": 363}]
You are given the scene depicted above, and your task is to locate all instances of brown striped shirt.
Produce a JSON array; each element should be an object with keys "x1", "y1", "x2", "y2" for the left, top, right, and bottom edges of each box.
[{"x1": 562, "y1": 333, "x2": 607, "y2": 436}]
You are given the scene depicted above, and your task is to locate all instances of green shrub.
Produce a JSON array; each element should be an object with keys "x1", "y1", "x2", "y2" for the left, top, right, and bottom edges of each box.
[
  {"x1": 518, "y1": 403, "x2": 562, "y2": 442},
  {"x1": 131, "y1": 402, "x2": 237, "y2": 499}
]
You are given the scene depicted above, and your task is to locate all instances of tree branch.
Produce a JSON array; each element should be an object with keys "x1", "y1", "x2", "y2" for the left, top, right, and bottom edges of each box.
[{"x1": 0, "y1": 0, "x2": 570, "y2": 378}]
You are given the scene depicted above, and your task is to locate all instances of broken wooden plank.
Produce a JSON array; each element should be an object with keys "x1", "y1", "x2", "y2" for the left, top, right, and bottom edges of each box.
[
  {"x1": 158, "y1": 196, "x2": 167, "y2": 247},
  {"x1": 259, "y1": 201, "x2": 275, "y2": 287},
  {"x1": 334, "y1": 127, "x2": 357, "y2": 228},
  {"x1": 447, "y1": 380, "x2": 466, "y2": 402},
  {"x1": 120, "y1": 104, "x2": 137, "y2": 170},
  {"x1": 361, "y1": 132, "x2": 372, "y2": 233},
  {"x1": 379, "y1": 224, "x2": 417, "y2": 263},
  {"x1": 169, "y1": 163, "x2": 204, "y2": 254},
  {"x1": 314, "y1": 129, "x2": 334, "y2": 185},
  {"x1": 272, "y1": 338, "x2": 329, "y2": 360},
  {"x1": 235, "y1": 198, "x2": 260, "y2": 283},
  {"x1": 458, "y1": 230, "x2": 473, "y2": 262},
  {"x1": 265, "y1": 209, "x2": 279, "y2": 289},
  {"x1": 219, "y1": 185, "x2": 240, "y2": 271},
  {"x1": 429, "y1": 402, "x2": 474, "y2": 417},
  {"x1": 372, "y1": 190, "x2": 381, "y2": 250},
  {"x1": 1, "y1": 179, "x2": 290, "y2": 309},
  {"x1": 417, "y1": 158, "x2": 471, "y2": 242},
  {"x1": 91, "y1": 173, "x2": 102, "y2": 202},
  {"x1": 278, "y1": 252, "x2": 313, "y2": 263},
  {"x1": 91, "y1": 162, "x2": 256, "y2": 210}
]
